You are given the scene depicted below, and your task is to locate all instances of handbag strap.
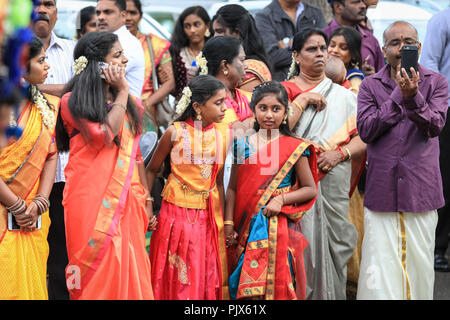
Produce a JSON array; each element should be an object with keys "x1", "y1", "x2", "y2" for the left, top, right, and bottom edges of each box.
[{"x1": 145, "y1": 34, "x2": 159, "y2": 90}]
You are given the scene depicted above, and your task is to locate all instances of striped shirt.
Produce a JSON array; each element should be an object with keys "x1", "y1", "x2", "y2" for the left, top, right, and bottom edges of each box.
[{"x1": 44, "y1": 32, "x2": 75, "y2": 183}]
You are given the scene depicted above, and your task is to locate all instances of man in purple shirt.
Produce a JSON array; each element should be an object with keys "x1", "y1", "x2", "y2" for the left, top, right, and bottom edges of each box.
[
  {"x1": 325, "y1": 0, "x2": 385, "y2": 76},
  {"x1": 356, "y1": 21, "x2": 448, "y2": 300}
]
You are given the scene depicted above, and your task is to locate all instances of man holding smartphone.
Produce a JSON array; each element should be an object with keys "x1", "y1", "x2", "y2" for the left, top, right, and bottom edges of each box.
[{"x1": 356, "y1": 21, "x2": 448, "y2": 299}]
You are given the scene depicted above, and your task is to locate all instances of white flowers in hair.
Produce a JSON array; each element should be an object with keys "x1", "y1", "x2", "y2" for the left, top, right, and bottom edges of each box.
[
  {"x1": 73, "y1": 56, "x2": 88, "y2": 75},
  {"x1": 175, "y1": 86, "x2": 192, "y2": 115},
  {"x1": 196, "y1": 52, "x2": 208, "y2": 75},
  {"x1": 286, "y1": 53, "x2": 298, "y2": 80},
  {"x1": 31, "y1": 85, "x2": 56, "y2": 129}
]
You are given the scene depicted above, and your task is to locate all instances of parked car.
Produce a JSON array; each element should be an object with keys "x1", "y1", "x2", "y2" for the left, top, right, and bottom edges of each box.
[
  {"x1": 54, "y1": 0, "x2": 171, "y2": 41},
  {"x1": 207, "y1": 0, "x2": 270, "y2": 18},
  {"x1": 366, "y1": 1, "x2": 433, "y2": 47},
  {"x1": 143, "y1": 5, "x2": 182, "y2": 34}
]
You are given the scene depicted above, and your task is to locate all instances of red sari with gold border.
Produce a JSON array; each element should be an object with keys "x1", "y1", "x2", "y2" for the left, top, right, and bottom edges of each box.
[{"x1": 229, "y1": 136, "x2": 318, "y2": 300}]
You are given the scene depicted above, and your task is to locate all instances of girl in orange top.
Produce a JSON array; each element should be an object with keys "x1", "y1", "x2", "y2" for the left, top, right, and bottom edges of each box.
[{"x1": 147, "y1": 75, "x2": 233, "y2": 300}]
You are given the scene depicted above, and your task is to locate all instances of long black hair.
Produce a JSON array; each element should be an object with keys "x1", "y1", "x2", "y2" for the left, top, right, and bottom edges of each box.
[
  {"x1": 174, "y1": 74, "x2": 225, "y2": 122},
  {"x1": 55, "y1": 31, "x2": 141, "y2": 152},
  {"x1": 27, "y1": 36, "x2": 57, "y2": 113},
  {"x1": 211, "y1": 4, "x2": 272, "y2": 72},
  {"x1": 329, "y1": 26, "x2": 362, "y2": 70},
  {"x1": 163, "y1": 74, "x2": 225, "y2": 178},
  {"x1": 202, "y1": 36, "x2": 242, "y2": 77},
  {"x1": 250, "y1": 81, "x2": 297, "y2": 138},
  {"x1": 170, "y1": 6, "x2": 211, "y2": 99},
  {"x1": 75, "y1": 6, "x2": 96, "y2": 40}
]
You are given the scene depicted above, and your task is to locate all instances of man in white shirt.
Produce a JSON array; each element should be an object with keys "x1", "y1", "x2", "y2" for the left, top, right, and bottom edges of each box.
[
  {"x1": 96, "y1": 0, "x2": 145, "y2": 98},
  {"x1": 32, "y1": 0, "x2": 75, "y2": 300}
]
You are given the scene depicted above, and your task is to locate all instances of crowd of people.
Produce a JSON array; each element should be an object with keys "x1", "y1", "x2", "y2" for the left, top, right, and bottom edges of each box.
[{"x1": 0, "y1": 0, "x2": 449, "y2": 301}]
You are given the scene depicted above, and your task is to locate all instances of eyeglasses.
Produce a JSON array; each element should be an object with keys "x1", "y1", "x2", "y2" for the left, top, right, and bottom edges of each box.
[{"x1": 385, "y1": 38, "x2": 418, "y2": 48}]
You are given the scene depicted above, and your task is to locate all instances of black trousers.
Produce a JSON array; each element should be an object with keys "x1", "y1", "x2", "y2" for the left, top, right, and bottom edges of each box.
[
  {"x1": 436, "y1": 111, "x2": 450, "y2": 256},
  {"x1": 47, "y1": 182, "x2": 70, "y2": 300}
]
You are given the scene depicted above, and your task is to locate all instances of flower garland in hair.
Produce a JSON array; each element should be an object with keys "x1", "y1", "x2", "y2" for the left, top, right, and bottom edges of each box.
[
  {"x1": 73, "y1": 55, "x2": 88, "y2": 75},
  {"x1": 175, "y1": 86, "x2": 192, "y2": 115},
  {"x1": 31, "y1": 85, "x2": 56, "y2": 129},
  {"x1": 195, "y1": 52, "x2": 208, "y2": 75},
  {"x1": 286, "y1": 53, "x2": 298, "y2": 80}
]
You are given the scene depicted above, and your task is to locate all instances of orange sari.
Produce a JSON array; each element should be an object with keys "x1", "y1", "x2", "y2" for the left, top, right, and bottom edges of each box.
[
  {"x1": 0, "y1": 94, "x2": 59, "y2": 299},
  {"x1": 61, "y1": 93, "x2": 153, "y2": 300},
  {"x1": 138, "y1": 32, "x2": 171, "y2": 102}
]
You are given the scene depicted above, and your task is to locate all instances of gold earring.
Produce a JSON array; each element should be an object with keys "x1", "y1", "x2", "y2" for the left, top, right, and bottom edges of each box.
[
  {"x1": 205, "y1": 29, "x2": 211, "y2": 37},
  {"x1": 196, "y1": 113, "x2": 202, "y2": 121},
  {"x1": 224, "y1": 70, "x2": 228, "y2": 76},
  {"x1": 283, "y1": 117, "x2": 287, "y2": 125}
]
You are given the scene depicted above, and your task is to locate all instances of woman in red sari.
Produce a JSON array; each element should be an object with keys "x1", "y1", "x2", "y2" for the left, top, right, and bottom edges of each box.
[
  {"x1": 55, "y1": 32, "x2": 155, "y2": 300},
  {"x1": 225, "y1": 81, "x2": 318, "y2": 300}
]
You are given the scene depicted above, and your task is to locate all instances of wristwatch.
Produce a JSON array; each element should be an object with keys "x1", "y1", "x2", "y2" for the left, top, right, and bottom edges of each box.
[{"x1": 282, "y1": 37, "x2": 291, "y2": 48}]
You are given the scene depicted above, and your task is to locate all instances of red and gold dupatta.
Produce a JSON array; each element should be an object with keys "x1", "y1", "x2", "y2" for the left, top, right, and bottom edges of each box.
[{"x1": 230, "y1": 136, "x2": 318, "y2": 300}]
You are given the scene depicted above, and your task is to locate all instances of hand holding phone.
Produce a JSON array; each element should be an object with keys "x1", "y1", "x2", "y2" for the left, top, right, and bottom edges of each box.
[
  {"x1": 401, "y1": 45, "x2": 418, "y2": 78},
  {"x1": 98, "y1": 62, "x2": 108, "y2": 79}
]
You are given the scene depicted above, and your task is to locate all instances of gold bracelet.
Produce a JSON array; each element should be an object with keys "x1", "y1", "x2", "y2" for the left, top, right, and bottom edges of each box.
[
  {"x1": 146, "y1": 196, "x2": 154, "y2": 202},
  {"x1": 272, "y1": 196, "x2": 284, "y2": 206},
  {"x1": 111, "y1": 102, "x2": 127, "y2": 111},
  {"x1": 292, "y1": 100, "x2": 304, "y2": 113},
  {"x1": 344, "y1": 147, "x2": 352, "y2": 160},
  {"x1": 224, "y1": 220, "x2": 234, "y2": 226}
]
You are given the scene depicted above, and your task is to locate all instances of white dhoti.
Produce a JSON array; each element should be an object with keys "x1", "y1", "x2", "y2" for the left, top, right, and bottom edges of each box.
[{"x1": 357, "y1": 208, "x2": 438, "y2": 300}]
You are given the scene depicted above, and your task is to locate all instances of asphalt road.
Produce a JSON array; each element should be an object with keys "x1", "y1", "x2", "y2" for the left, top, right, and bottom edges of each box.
[{"x1": 434, "y1": 245, "x2": 450, "y2": 300}]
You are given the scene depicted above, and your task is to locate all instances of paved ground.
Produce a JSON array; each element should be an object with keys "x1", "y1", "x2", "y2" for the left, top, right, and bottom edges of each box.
[{"x1": 434, "y1": 246, "x2": 450, "y2": 300}]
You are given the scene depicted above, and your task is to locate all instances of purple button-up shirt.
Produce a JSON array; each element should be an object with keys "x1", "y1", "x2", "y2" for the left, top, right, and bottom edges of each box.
[
  {"x1": 357, "y1": 64, "x2": 448, "y2": 212},
  {"x1": 324, "y1": 19, "x2": 385, "y2": 72}
]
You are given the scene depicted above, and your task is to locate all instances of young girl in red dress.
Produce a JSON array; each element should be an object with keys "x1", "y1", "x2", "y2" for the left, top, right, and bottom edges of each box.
[{"x1": 147, "y1": 75, "x2": 233, "y2": 300}]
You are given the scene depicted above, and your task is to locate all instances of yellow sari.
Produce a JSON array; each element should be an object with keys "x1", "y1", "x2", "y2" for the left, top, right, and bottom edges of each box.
[{"x1": 0, "y1": 94, "x2": 59, "y2": 299}]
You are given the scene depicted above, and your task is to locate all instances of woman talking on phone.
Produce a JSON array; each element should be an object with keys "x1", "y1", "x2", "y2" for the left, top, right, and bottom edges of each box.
[{"x1": 56, "y1": 32, "x2": 155, "y2": 300}]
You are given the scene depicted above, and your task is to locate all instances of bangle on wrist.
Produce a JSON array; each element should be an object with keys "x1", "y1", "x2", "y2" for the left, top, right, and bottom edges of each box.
[
  {"x1": 224, "y1": 220, "x2": 234, "y2": 226},
  {"x1": 146, "y1": 196, "x2": 154, "y2": 202},
  {"x1": 337, "y1": 147, "x2": 346, "y2": 161},
  {"x1": 344, "y1": 147, "x2": 352, "y2": 160},
  {"x1": 6, "y1": 196, "x2": 27, "y2": 216},
  {"x1": 273, "y1": 196, "x2": 284, "y2": 206},
  {"x1": 111, "y1": 102, "x2": 127, "y2": 111},
  {"x1": 292, "y1": 100, "x2": 304, "y2": 113},
  {"x1": 33, "y1": 194, "x2": 50, "y2": 215}
]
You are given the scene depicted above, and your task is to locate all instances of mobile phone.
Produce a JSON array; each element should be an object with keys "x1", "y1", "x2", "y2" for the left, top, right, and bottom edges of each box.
[
  {"x1": 98, "y1": 61, "x2": 108, "y2": 79},
  {"x1": 8, "y1": 212, "x2": 42, "y2": 231},
  {"x1": 401, "y1": 45, "x2": 418, "y2": 78}
]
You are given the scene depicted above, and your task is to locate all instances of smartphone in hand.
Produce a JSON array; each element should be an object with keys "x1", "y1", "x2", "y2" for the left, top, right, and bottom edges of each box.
[
  {"x1": 98, "y1": 61, "x2": 108, "y2": 79},
  {"x1": 401, "y1": 45, "x2": 418, "y2": 78}
]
